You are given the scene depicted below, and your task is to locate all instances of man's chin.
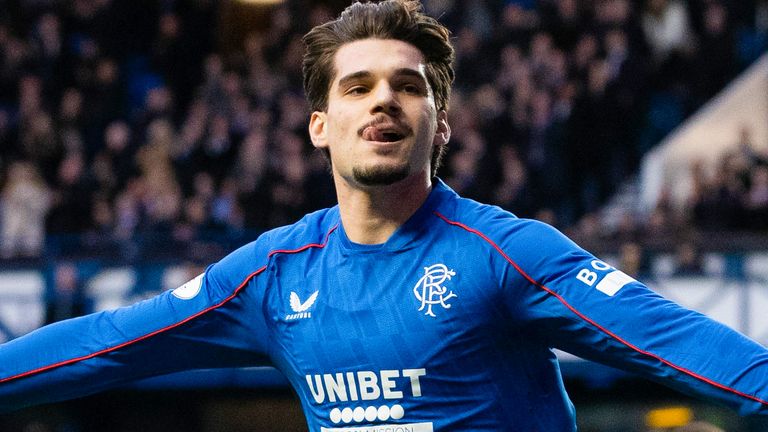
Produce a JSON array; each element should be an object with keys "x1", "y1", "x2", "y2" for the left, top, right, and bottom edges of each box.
[{"x1": 352, "y1": 165, "x2": 410, "y2": 186}]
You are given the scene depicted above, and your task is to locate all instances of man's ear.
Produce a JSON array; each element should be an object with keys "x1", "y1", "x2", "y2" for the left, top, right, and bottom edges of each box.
[
  {"x1": 433, "y1": 110, "x2": 450, "y2": 147},
  {"x1": 309, "y1": 111, "x2": 328, "y2": 149}
]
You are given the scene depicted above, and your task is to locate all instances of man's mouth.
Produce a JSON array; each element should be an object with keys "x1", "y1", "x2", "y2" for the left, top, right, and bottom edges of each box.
[{"x1": 361, "y1": 126, "x2": 407, "y2": 142}]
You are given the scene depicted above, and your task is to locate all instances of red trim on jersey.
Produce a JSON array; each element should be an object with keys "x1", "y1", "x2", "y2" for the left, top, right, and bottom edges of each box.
[
  {"x1": 433, "y1": 211, "x2": 768, "y2": 408},
  {"x1": 0, "y1": 224, "x2": 339, "y2": 384}
]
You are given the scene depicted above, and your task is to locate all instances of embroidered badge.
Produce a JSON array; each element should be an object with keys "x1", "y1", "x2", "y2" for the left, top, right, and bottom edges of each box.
[{"x1": 413, "y1": 264, "x2": 457, "y2": 317}]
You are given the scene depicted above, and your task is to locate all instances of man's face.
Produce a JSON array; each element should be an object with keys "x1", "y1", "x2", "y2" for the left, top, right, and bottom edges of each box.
[{"x1": 309, "y1": 38, "x2": 449, "y2": 187}]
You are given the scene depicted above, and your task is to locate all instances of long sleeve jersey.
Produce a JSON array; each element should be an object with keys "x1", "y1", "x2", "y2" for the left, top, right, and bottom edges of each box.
[{"x1": 1, "y1": 179, "x2": 767, "y2": 431}]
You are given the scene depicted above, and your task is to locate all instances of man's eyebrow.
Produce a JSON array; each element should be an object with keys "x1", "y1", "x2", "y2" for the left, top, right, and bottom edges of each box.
[
  {"x1": 336, "y1": 68, "x2": 427, "y2": 89},
  {"x1": 392, "y1": 68, "x2": 428, "y2": 83},
  {"x1": 337, "y1": 71, "x2": 372, "y2": 89}
]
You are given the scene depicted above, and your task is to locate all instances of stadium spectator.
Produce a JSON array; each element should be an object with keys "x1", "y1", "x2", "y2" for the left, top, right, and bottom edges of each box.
[
  {"x1": 46, "y1": 151, "x2": 95, "y2": 235},
  {"x1": 671, "y1": 238, "x2": 705, "y2": 276},
  {"x1": 744, "y1": 165, "x2": 768, "y2": 230},
  {"x1": 692, "y1": 1, "x2": 737, "y2": 105},
  {"x1": 618, "y1": 240, "x2": 651, "y2": 279},
  {"x1": 45, "y1": 262, "x2": 88, "y2": 324},
  {"x1": 490, "y1": 145, "x2": 536, "y2": 218},
  {"x1": 0, "y1": 161, "x2": 50, "y2": 258},
  {"x1": 641, "y1": 0, "x2": 695, "y2": 69},
  {"x1": 688, "y1": 156, "x2": 746, "y2": 231}
]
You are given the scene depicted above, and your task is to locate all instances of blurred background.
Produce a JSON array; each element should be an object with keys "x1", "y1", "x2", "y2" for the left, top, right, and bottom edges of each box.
[{"x1": 0, "y1": 0, "x2": 767, "y2": 430}]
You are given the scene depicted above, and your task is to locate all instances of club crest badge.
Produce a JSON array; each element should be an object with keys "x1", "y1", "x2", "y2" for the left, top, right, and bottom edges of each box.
[{"x1": 413, "y1": 264, "x2": 457, "y2": 317}]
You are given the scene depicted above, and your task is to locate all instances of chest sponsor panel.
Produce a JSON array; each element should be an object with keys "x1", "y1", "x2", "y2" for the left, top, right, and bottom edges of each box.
[
  {"x1": 306, "y1": 368, "x2": 426, "y2": 404},
  {"x1": 306, "y1": 368, "x2": 428, "y2": 428}
]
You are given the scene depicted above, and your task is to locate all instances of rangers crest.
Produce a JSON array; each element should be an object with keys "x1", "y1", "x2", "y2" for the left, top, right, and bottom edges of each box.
[{"x1": 413, "y1": 264, "x2": 457, "y2": 317}]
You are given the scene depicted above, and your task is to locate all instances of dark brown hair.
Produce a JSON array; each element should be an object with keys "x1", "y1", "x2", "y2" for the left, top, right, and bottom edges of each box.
[
  {"x1": 302, "y1": 0, "x2": 455, "y2": 176},
  {"x1": 302, "y1": 0, "x2": 454, "y2": 112}
]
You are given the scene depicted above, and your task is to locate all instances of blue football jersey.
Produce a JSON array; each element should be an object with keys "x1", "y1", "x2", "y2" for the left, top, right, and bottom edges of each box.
[{"x1": 1, "y1": 179, "x2": 767, "y2": 430}]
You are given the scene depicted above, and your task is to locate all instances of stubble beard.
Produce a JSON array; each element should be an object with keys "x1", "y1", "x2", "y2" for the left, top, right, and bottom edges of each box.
[{"x1": 352, "y1": 163, "x2": 410, "y2": 186}]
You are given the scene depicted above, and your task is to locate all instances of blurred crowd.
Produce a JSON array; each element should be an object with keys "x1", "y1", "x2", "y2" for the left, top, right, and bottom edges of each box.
[
  {"x1": 686, "y1": 126, "x2": 768, "y2": 232},
  {"x1": 0, "y1": 0, "x2": 767, "y2": 260},
  {"x1": 570, "y1": 124, "x2": 768, "y2": 282}
]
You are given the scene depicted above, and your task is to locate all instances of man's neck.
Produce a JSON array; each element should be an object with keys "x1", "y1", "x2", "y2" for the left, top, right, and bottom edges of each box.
[{"x1": 335, "y1": 173, "x2": 432, "y2": 245}]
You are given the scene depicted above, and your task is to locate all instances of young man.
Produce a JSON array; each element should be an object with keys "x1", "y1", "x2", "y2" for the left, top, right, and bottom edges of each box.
[{"x1": 1, "y1": 1, "x2": 767, "y2": 430}]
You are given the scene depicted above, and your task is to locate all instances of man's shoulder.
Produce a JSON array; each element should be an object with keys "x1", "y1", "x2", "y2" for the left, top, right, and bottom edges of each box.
[
  {"x1": 211, "y1": 207, "x2": 339, "y2": 278},
  {"x1": 258, "y1": 206, "x2": 340, "y2": 250},
  {"x1": 447, "y1": 193, "x2": 520, "y2": 227},
  {"x1": 442, "y1": 193, "x2": 565, "y2": 245},
  {"x1": 434, "y1": 180, "x2": 523, "y2": 227}
]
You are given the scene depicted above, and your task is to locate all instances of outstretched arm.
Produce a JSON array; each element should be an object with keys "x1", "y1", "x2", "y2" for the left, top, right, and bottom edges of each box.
[
  {"x1": 0, "y1": 242, "x2": 273, "y2": 413},
  {"x1": 498, "y1": 220, "x2": 768, "y2": 415}
]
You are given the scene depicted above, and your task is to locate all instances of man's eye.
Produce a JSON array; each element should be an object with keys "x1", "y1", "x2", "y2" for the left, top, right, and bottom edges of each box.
[
  {"x1": 346, "y1": 86, "x2": 368, "y2": 95},
  {"x1": 402, "y1": 84, "x2": 421, "y2": 94}
]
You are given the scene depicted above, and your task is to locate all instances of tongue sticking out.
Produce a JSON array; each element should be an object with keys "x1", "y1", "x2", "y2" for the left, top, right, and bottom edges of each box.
[
  {"x1": 363, "y1": 127, "x2": 404, "y2": 142},
  {"x1": 362, "y1": 127, "x2": 387, "y2": 142}
]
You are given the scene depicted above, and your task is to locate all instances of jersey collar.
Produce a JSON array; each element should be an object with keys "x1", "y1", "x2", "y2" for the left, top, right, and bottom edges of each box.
[{"x1": 336, "y1": 178, "x2": 455, "y2": 253}]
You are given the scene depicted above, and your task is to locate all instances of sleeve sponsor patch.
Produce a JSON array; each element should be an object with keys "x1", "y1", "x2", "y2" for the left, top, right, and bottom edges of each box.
[
  {"x1": 172, "y1": 273, "x2": 204, "y2": 300},
  {"x1": 575, "y1": 260, "x2": 636, "y2": 297},
  {"x1": 595, "y1": 270, "x2": 635, "y2": 296}
]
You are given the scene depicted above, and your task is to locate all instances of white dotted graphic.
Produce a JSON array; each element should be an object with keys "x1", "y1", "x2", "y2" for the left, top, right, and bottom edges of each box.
[
  {"x1": 390, "y1": 404, "x2": 404, "y2": 420},
  {"x1": 330, "y1": 408, "x2": 342, "y2": 424},
  {"x1": 341, "y1": 407, "x2": 354, "y2": 423},
  {"x1": 365, "y1": 406, "x2": 378, "y2": 422},
  {"x1": 328, "y1": 404, "x2": 407, "y2": 424},
  {"x1": 353, "y1": 407, "x2": 366, "y2": 422},
  {"x1": 377, "y1": 405, "x2": 391, "y2": 421}
]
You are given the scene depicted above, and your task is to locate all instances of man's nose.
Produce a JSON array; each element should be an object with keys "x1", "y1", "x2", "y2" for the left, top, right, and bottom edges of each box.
[{"x1": 370, "y1": 83, "x2": 401, "y2": 115}]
